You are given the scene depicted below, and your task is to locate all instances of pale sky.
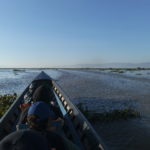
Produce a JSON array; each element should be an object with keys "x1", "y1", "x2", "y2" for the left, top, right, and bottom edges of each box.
[{"x1": 0, "y1": 0, "x2": 150, "y2": 68}]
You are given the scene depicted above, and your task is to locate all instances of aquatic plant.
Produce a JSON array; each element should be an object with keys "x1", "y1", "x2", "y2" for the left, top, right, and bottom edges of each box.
[
  {"x1": 136, "y1": 73, "x2": 142, "y2": 75},
  {"x1": 76, "y1": 103, "x2": 140, "y2": 122},
  {"x1": 0, "y1": 94, "x2": 17, "y2": 118},
  {"x1": 12, "y1": 69, "x2": 26, "y2": 72},
  {"x1": 110, "y1": 69, "x2": 124, "y2": 73},
  {"x1": 13, "y1": 69, "x2": 20, "y2": 72}
]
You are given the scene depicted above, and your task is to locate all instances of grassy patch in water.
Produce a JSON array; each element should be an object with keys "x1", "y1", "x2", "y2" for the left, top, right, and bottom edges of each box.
[
  {"x1": 136, "y1": 73, "x2": 142, "y2": 75},
  {"x1": 110, "y1": 69, "x2": 124, "y2": 73},
  {"x1": 0, "y1": 94, "x2": 17, "y2": 118},
  {"x1": 109, "y1": 67, "x2": 150, "y2": 73},
  {"x1": 77, "y1": 103, "x2": 140, "y2": 122},
  {"x1": 13, "y1": 69, "x2": 21, "y2": 72},
  {"x1": 12, "y1": 69, "x2": 26, "y2": 72}
]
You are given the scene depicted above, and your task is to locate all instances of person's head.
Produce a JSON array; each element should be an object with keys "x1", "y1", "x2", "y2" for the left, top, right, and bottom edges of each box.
[
  {"x1": 0, "y1": 130, "x2": 49, "y2": 150},
  {"x1": 32, "y1": 85, "x2": 52, "y2": 103},
  {"x1": 27, "y1": 101, "x2": 55, "y2": 131}
]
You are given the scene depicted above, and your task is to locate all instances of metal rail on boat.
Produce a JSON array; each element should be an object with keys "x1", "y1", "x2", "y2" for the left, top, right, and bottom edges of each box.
[{"x1": 52, "y1": 81, "x2": 106, "y2": 150}]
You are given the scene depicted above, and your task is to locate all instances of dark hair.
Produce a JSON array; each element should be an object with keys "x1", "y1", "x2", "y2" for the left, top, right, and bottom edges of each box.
[
  {"x1": 27, "y1": 115, "x2": 49, "y2": 131},
  {"x1": 32, "y1": 85, "x2": 53, "y2": 103}
]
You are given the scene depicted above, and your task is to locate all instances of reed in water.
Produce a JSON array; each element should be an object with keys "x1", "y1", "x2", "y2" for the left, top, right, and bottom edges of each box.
[{"x1": 77, "y1": 103, "x2": 140, "y2": 122}]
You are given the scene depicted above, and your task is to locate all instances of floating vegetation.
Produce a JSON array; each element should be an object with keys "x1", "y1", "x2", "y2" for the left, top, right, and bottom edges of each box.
[
  {"x1": 109, "y1": 67, "x2": 149, "y2": 71},
  {"x1": 12, "y1": 69, "x2": 26, "y2": 72},
  {"x1": 77, "y1": 103, "x2": 140, "y2": 122},
  {"x1": 107, "y1": 67, "x2": 150, "y2": 73},
  {"x1": 78, "y1": 67, "x2": 150, "y2": 71},
  {"x1": 118, "y1": 70, "x2": 124, "y2": 73},
  {"x1": 13, "y1": 69, "x2": 21, "y2": 72},
  {"x1": 136, "y1": 73, "x2": 142, "y2": 75},
  {"x1": 0, "y1": 94, "x2": 17, "y2": 118},
  {"x1": 12, "y1": 69, "x2": 26, "y2": 75},
  {"x1": 111, "y1": 69, "x2": 124, "y2": 73}
]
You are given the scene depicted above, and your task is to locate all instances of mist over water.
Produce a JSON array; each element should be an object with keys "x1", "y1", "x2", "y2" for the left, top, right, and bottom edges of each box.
[{"x1": 0, "y1": 69, "x2": 150, "y2": 149}]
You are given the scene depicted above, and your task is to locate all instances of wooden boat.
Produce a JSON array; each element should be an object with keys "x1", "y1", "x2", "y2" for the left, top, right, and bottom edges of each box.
[{"x1": 0, "y1": 71, "x2": 106, "y2": 150}]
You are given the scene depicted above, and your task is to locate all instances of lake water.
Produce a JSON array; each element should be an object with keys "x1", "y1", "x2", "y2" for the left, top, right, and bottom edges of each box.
[
  {"x1": 0, "y1": 68, "x2": 150, "y2": 150},
  {"x1": 0, "y1": 69, "x2": 61, "y2": 95}
]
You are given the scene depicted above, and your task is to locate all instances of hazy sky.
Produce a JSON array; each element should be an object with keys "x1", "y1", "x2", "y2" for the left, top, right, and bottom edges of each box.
[{"x1": 0, "y1": 0, "x2": 150, "y2": 67}]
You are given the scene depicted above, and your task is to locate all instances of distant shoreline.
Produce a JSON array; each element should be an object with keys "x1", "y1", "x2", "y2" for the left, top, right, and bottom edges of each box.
[{"x1": 0, "y1": 67, "x2": 150, "y2": 70}]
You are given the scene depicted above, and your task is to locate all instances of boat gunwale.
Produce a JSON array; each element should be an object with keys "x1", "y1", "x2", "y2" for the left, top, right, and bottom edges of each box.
[{"x1": 52, "y1": 81, "x2": 106, "y2": 150}]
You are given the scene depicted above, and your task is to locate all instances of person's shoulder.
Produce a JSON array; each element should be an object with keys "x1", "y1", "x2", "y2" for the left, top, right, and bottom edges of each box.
[
  {"x1": 61, "y1": 136, "x2": 81, "y2": 150},
  {"x1": 46, "y1": 131, "x2": 66, "y2": 150},
  {"x1": 46, "y1": 131, "x2": 80, "y2": 150},
  {"x1": 0, "y1": 130, "x2": 49, "y2": 150},
  {"x1": 46, "y1": 131, "x2": 62, "y2": 139}
]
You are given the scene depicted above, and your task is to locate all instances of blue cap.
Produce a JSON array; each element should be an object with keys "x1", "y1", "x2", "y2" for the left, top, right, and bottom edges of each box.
[{"x1": 28, "y1": 101, "x2": 55, "y2": 121}]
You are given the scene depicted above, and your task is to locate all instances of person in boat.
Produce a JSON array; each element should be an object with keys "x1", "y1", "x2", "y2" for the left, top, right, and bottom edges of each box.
[
  {"x1": 26, "y1": 101, "x2": 80, "y2": 150},
  {"x1": 32, "y1": 85, "x2": 62, "y2": 118},
  {"x1": 19, "y1": 82, "x2": 38, "y2": 111},
  {"x1": 27, "y1": 101, "x2": 63, "y2": 131},
  {"x1": 18, "y1": 85, "x2": 63, "y2": 125},
  {"x1": 0, "y1": 130, "x2": 54, "y2": 150}
]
